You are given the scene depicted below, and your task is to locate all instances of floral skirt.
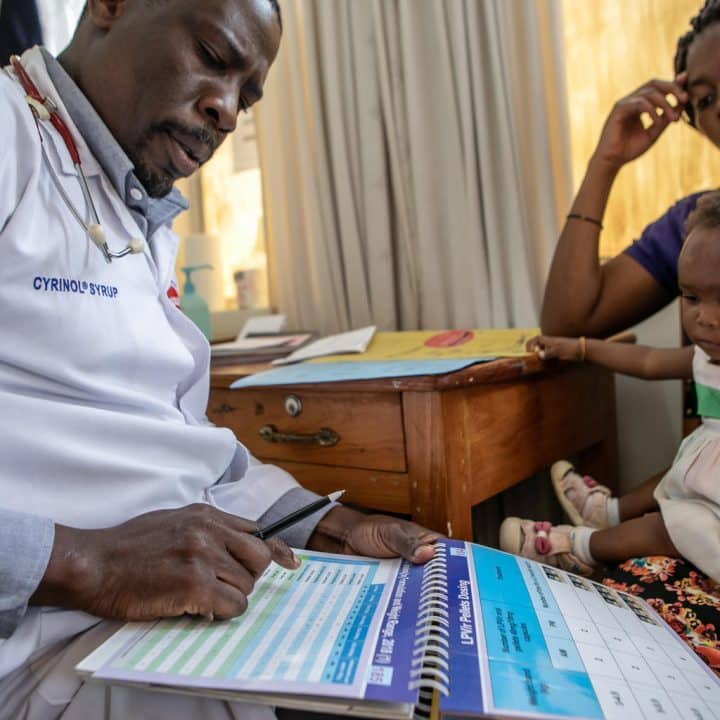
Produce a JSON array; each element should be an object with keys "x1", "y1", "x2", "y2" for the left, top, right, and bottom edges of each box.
[{"x1": 602, "y1": 556, "x2": 720, "y2": 676}]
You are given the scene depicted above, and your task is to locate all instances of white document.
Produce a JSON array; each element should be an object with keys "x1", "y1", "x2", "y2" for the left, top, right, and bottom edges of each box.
[
  {"x1": 211, "y1": 334, "x2": 313, "y2": 358},
  {"x1": 272, "y1": 326, "x2": 376, "y2": 365},
  {"x1": 239, "y1": 314, "x2": 286, "y2": 338},
  {"x1": 212, "y1": 336, "x2": 294, "y2": 355}
]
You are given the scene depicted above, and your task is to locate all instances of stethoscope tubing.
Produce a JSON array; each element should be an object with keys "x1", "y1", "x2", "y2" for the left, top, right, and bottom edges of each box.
[{"x1": 7, "y1": 55, "x2": 143, "y2": 263}]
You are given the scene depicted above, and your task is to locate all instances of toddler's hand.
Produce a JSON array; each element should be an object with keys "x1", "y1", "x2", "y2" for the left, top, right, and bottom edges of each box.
[{"x1": 527, "y1": 335, "x2": 582, "y2": 361}]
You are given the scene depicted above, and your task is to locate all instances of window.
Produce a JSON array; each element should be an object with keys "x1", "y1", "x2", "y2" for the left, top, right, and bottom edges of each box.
[{"x1": 197, "y1": 112, "x2": 269, "y2": 311}]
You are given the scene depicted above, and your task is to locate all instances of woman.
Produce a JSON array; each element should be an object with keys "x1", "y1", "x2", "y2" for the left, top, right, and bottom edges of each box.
[
  {"x1": 540, "y1": 1, "x2": 720, "y2": 338},
  {"x1": 530, "y1": 1, "x2": 720, "y2": 676}
]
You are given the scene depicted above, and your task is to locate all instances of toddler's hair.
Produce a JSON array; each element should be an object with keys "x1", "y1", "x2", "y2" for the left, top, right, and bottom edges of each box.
[
  {"x1": 684, "y1": 191, "x2": 720, "y2": 238},
  {"x1": 674, "y1": 0, "x2": 720, "y2": 126}
]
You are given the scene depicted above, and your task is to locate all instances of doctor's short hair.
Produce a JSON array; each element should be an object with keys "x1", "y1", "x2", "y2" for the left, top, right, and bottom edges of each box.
[
  {"x1": 684, "y1": 191, "x2": 720, "y2": 238},
  {"x1": 80, "y1": 1, "x2": 282, "y2": 30}
]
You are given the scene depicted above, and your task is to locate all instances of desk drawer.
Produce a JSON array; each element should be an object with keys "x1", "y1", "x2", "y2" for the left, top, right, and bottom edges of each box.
[
  {"x1": 208, "y1": 388, "x2": 407, "y2": 472},
  {"x1": 261, "y1": 459, "x2": 411, "y2": 515}
]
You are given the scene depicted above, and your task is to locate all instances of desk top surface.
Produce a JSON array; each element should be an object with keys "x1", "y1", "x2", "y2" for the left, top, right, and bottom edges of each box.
[{"x1": 209, "y1": 355, "x2": 585, "y2": 393}]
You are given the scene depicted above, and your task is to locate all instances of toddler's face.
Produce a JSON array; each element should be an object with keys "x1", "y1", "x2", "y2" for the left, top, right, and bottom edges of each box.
[{"x1": 679, "y1": 226, "x2": 720, "y2": 361}]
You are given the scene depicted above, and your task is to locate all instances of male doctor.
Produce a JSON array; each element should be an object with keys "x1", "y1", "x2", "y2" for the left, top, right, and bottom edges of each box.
[{"x1": 0, "y1": 1, "x2": 441, "y2": 717}]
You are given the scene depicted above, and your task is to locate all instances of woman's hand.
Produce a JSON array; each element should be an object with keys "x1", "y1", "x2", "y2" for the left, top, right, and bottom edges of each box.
[
  {"x1": 527, "y1": 335, "x2": 582, "y2": 361},
  {"x1": 593, "y1": 75, "x2": 688, "y2": 170}
]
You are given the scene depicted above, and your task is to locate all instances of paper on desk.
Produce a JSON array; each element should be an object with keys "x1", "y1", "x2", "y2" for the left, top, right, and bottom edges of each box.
[
  {"x1": 311, "y1": 328, "x2": 538, "y2": 363},
  {"x1": 231, "y1": 358, "x2": 492, "y2": 388},
  {"x1": 213, "y1": 336, "x2": 293, "y2": 353},
  {"x1": 238, "y1": 314, "x2": 286, "y2": 338},
  {"x1": 272, "y1": 325, "x2": 376, "y2": 365}
]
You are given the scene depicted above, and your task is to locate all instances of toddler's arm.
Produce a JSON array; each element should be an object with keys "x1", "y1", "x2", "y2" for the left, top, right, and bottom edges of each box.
[{"x1": 527, "y1": 335, "x2": 693, "y2": 380}]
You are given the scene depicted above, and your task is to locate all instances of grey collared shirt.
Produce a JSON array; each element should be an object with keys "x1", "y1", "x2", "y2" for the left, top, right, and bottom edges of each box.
[
  {"x1": 0, "y1": 510, "x2": 54, "y2": 638},
  {"x1": 40, "y1": 47, "x2": 189, "y2": 239}
]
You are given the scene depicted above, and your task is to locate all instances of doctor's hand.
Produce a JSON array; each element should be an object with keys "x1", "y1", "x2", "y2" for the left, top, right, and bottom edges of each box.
[
  {"x1": 31, "y1": 504, "x2": 299, "y2": 622},
  {"x1": 307, "y1": 505, "x2": 441, "y2": 564}
]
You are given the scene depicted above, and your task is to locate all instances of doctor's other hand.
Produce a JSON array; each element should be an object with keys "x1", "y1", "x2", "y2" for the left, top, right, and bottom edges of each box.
[
  {"x1": 30, "y1": 504, "x2": 299, "y2": 622},
  {"x1": 527, "y1": 334, "x2": 583, "y2": 361},
  {"x1": 308, "y1": 505, "x2": 441, "y2": 564}
]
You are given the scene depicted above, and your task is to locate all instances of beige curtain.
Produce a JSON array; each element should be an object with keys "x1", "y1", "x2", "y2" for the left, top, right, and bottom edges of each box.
[{"x1": 256, "y1": 0, "x2": 571, "y2": 334}]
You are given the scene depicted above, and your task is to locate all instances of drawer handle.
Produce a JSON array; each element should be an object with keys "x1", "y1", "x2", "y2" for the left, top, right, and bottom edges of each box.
[{"x1": 259, "y1": 424, "x2": 340, "y2": 447}]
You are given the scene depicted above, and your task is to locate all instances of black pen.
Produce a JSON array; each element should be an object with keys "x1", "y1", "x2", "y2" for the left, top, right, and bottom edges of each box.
[{"x1": 252, "y1": 490, "x2": 345, "y2": 540}]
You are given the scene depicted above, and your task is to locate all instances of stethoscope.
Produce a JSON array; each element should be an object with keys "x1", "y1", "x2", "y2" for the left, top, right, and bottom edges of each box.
[{"x1": 9, "y1": 56, "x2": 144, "y2": 263}]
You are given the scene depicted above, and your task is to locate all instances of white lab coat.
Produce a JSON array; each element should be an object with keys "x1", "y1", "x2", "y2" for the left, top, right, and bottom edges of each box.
[{"x1": 0, "y1": 46, "x2": 297, "y2": 719}]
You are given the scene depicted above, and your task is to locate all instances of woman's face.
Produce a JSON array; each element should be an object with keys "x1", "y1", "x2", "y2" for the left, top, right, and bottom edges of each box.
[{"x1": 686, "y1": 24, "x2": 720, "y2": 149}]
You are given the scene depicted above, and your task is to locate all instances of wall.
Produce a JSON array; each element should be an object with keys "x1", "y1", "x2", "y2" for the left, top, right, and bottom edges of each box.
[
  {"x1": 615, "y1": 304, "x2": 681, "y2": 492},
  {"x1": 560, "y1": 0, "x2": 709, "y2": 491}
]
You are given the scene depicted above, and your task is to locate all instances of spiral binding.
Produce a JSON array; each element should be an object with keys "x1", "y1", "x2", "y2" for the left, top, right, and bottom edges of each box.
[{"x1": 410, "y1": 543, "x2": 450, "y2": 719}]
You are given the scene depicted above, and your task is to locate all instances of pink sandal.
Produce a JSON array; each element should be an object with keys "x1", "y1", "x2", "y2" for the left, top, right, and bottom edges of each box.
[
  {"x1": 551, "y1": 460, "x2": 612, "y2": 529},
  {"x1": 499, "y1": 517, "x2": 595, "y2": 576}
]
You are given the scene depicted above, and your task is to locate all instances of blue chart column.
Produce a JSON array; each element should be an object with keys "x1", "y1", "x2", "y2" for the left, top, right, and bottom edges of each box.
[{"x1": 467, "y1": 545, "x2": 603, "y2": 719}]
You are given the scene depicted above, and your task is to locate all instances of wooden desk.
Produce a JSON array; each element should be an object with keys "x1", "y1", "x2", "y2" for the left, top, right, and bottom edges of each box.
[{"x1": 208, "y1": 357, "x2": 618, "y2": 540}]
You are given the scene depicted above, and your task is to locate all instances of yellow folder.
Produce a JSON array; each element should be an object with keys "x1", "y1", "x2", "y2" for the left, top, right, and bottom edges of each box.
[{"x1": 311, "y1": 328, "x2": 538, "y2": 363}]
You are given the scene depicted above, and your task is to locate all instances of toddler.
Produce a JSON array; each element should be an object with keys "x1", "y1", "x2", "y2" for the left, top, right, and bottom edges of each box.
[{"x1": 500, "y1": 191, "x2": 720, "y2": 581}]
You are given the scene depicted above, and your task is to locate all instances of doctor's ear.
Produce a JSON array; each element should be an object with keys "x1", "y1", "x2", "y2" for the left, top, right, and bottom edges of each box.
[{"x1": 86, "y1": 0, "x2": 129, "y2": 30}]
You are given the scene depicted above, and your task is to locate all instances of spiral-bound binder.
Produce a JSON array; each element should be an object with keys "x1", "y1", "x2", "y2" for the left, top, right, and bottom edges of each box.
[
  {"x1": 410, "y1": 544, "x2": 451, "y2": 719},
  {"x1": 77, "y1": 540, "x2": 718, "y2": 719}
]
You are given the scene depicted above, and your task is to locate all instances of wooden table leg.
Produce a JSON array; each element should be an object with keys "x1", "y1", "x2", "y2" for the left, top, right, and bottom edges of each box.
[
  {"x1": 402, "y1": 391, "x2": 463, "y2": 536},
  {"x1": 576, "y1": 375, "x2": 619, "y2": 493},
  {"x1": 435, "y1": 365, "x2": 618, "y2": 541}
]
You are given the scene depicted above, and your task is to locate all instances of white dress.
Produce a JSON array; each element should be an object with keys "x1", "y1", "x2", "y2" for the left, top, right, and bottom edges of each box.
[{"x1": 655, "y1": 345, "x2": 720, "y2": 582}]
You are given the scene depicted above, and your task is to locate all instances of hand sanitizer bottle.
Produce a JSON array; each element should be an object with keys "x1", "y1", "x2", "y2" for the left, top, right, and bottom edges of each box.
[{"x1": 180, "y1": 264, "x2": 213, "y2": 340}]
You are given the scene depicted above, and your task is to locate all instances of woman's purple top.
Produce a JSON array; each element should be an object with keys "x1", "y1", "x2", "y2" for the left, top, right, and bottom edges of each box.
[{"x1": 623, "y1": 191, "x2": 708, "y2": 294}]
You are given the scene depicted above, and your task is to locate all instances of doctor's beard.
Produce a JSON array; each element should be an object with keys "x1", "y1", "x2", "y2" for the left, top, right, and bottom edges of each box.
[{"x1": 131, "y1": 121, "x2": 222, "y2": 198}]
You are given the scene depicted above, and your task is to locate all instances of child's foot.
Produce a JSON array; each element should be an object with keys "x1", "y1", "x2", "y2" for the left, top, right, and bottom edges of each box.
[
  {"x1": 499, "y1": 517, "x2": 596, "y2": 576},
  {"x1": 551, "y1": 460, "x2": 612, "y2": 529}
]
